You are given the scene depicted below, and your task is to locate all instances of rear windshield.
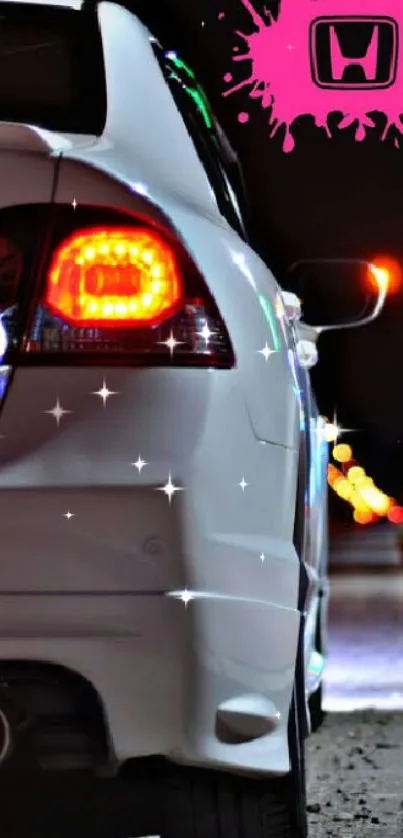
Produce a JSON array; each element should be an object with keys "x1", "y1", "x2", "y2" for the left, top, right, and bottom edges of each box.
[{"x1": 0, "y1": 2, "x2": 106, "y2": 134}]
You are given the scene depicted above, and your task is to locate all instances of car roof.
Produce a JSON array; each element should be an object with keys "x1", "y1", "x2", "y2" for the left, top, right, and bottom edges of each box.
[{"x1": 2, "y1": 0, "x2": 84, "y2": 7}]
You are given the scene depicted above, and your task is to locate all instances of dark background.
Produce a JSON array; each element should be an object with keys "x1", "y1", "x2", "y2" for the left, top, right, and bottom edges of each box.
[{"x1": 138, "y1": 0, "x2": 403, "y2": 500}]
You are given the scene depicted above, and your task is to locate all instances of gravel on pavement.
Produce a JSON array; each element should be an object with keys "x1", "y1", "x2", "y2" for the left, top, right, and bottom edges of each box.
[{"x1": 306, "y1": 710, "x2": 403, "y2": 837}]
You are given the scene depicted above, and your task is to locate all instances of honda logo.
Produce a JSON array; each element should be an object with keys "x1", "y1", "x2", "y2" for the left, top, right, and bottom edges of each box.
[{"x1": 310, "y1": 16, "x2": 399, "y2": 89}]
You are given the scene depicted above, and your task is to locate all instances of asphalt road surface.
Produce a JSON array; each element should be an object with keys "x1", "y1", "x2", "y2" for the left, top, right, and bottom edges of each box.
[
  {"x1": 307, "y1": 710, "x2": 403, "y2": 837},
  {"x1": 309, "y1": 558, "x2": 403, "y2": 836},
  {"x1": 325, "y1": 570, "x2": 403, "y2": 711}
]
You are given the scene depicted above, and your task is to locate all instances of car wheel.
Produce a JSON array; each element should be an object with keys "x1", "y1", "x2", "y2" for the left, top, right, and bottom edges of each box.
[
  {"x1": 308, "y1": 681, "x2": 324, "y2": 734},
  {"x1": 118, "y1": 685, "x2": 307, "y2": 838},
  {"x1": 308, "y1": 598, "x2": 326, "y2": 733}
]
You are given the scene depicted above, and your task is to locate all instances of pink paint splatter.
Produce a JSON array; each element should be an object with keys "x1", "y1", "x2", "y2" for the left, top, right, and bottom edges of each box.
[
  {"x1": 238, "y1": 111, "x2": 250, "y2": 123},
  {"x1": 218, "y1": 11, "x2": 225, "y2": 20},
  {"x1": 224, "y1": 72, "x2": 233, "y2": 82},
  {"x1": 223, "y1": 0, "x2": 403, "y2": 152}
]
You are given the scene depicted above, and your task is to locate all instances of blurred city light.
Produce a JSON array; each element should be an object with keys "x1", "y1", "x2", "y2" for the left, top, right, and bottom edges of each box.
[
  {"x1": 347, "y1": 465, "x2": 366, "y2": 485},
  {"x1": 353, "y1": 509, "x2": 373, "y2": 525},
  {"x1": 332, "y1": 443, "x2": 353, "y2": 463},
  {"x1": 327, "y1": 435, "x2": 396, "y2": 524},
  {"x1": 388, "y1": 505, "x2": 403, "y2": 525}
]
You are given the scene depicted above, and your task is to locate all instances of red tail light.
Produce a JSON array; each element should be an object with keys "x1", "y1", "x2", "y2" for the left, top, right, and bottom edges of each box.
[
  {"x1": 0, "y1": 205, "x2": 235, "y2": 369},
  {"x1": 46, "y1": 228, "x2": 183, "y2": 327}
]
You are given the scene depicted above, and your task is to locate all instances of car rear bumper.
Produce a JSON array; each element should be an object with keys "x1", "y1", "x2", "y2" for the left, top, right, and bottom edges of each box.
[
  {"x1": 0, "y1": 366, "x2": 301, "y2": 775},
  {"x1": 0, "y1": 589, "x2": 300, "y2": 776}
]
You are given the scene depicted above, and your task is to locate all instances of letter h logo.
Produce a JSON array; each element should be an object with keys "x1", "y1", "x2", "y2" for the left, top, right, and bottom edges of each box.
[{"x1": 310, "y1": 16, "x2": 399, "y2": 89}]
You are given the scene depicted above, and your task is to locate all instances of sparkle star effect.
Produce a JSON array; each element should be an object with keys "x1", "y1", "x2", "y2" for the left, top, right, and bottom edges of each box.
[
  {"x1": 44, "y1": 399, "x2": 72, "y2": 426},
  {"x1": 92, "y1": 380, "x2": 118, "y2": 407},
  {"x1": 159, "y1": 331, "x2": 183, "y2": 357},
  {"x1": 260, "y1": 552, "x2": 265, "y2": 562},
  {"x1": 323, "y1": 413, "x2": 356, "y2": 443},
  {"x1": 258, "y1": 342, "x2": 276, "y2": 362},
  {"x1": 72, "y1": 198, "x2": 77, "y2": 210},
  {"x1": 64, "y1": 510, "x2": 75, "y2": 520},
  {"x1": 239, "y1": 477, "x2": 248, "y2": 491},
  {"x1": 167, "y1": 588, "x2": 195, "y2": 607},
  {"x1": 132, "y1": 455, "x2": 148, "y2": 473},
  {"x1": 157, "y1": 474, "x2": 184, "y2": 503},
  {"x1": 198, "y1": 323, "x2": 214, "y2": 344}
]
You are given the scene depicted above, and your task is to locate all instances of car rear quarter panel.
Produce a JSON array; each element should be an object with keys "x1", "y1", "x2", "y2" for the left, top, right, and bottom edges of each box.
[{"x1": 54, "y1": 156, "x2": 301, "y2": 451}]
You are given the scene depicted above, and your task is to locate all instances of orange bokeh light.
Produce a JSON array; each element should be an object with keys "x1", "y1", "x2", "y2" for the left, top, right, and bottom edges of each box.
[
  {"x1": 333, "y1": 443, "x2": 353, "y2": 463},
  {"x1": 353, "y1": 509, "x2": 373, "y2": 525}
]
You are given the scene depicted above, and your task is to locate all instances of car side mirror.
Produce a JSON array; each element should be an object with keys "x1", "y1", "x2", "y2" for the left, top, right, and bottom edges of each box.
[{"x1": 288, "y1": 258, "x2": 388, "y2": 334}]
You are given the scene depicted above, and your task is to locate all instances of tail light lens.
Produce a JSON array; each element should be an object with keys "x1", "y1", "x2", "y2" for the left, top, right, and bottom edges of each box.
[
  {"x1": 46, "y1": 228, "x2": 183, "y2": 327},
  {"x1": 0, "y1": 204, "x2": 234, "y2": 368}
]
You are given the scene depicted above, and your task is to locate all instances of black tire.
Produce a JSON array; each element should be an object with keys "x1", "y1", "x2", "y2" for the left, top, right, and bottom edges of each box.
[
  {"x1": 287, "y1": 685, "x2": 308, "y2": 838},
  {"x1": 116, "y1": 684, "x2": 307, "y2": 838},
  {"x1": 0, "y1": 696, "x2": 307, "y2": 838},
  {"x1": 308, "y1": 681, "x2": 325, "y2": 734},
  {"x1": 308, "y1": 597, "x2": 326, "y2": 733}
]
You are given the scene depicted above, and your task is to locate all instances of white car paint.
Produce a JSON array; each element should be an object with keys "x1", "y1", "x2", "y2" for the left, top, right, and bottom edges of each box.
[{"x1": 0, "y1": 0, "x2": 332, "y2": 777}]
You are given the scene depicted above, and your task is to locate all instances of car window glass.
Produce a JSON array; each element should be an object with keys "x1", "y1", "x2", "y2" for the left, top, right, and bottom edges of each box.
[
  {"x1": 153, "y1": 45, "x2": 250, "y2": 240},
  {"x1": 0, "y1": 2, "x2": 106, "y2": 134}
]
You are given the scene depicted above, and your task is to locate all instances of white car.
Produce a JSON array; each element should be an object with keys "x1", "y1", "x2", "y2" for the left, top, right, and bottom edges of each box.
[{"x1": 0, "y1": 2, "x2": 386, "y2": 836}]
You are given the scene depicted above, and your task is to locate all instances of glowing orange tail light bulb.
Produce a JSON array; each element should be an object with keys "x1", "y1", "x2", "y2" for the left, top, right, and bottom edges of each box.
[{"x1": 46, "y1": 228, "x2": 183, "y2": 326}]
